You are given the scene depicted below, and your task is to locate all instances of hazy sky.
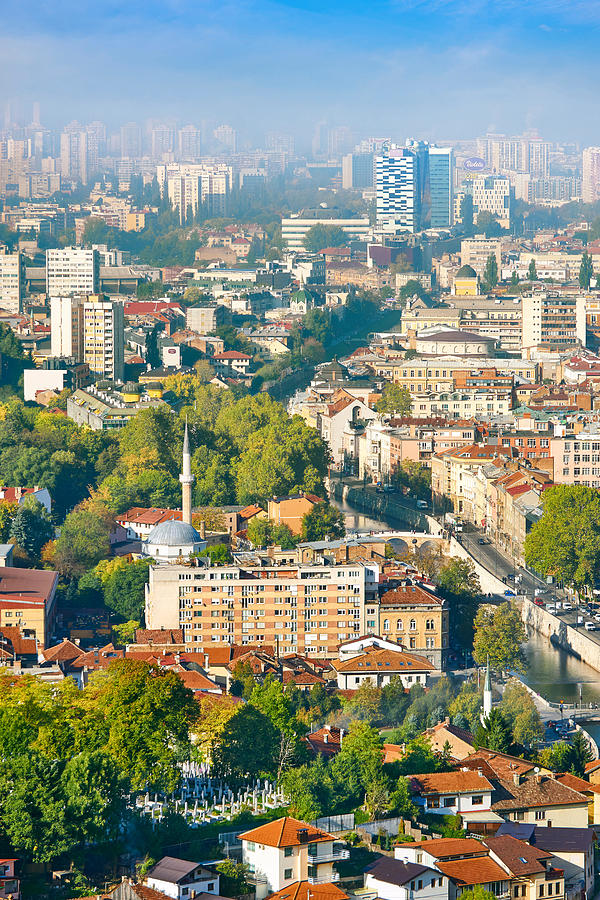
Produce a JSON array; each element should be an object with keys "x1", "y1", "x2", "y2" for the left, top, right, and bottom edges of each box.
[{"x1": 2, "y1": 0, "x2": 600, "y2": 144}]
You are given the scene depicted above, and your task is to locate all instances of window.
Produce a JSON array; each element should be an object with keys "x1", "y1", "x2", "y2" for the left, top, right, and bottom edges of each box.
[
  {"x1": 207, "y1": 885, "x2": 215, "y2": 892},
  {"x1": 246, "y1": 842, "x2": 255, "y2": 851},
  {"x1": 284, "y1": 847, "x2": 293, "y2": 857},
  {"x1": 535, "y1": 810, "x2": 546, "y2": 820},
  {"x1": 410, "y1": 619, "x2": 416, "y2": 630},
  {"x1": 443, "y1": 796, "x2": 456, "y2": 807},
  {"x1": 539, "y1": 886, "x2": 544, "y2": 898},
  {"x1": 472, "y1": 795, "x2": 483, "y2": 805},
  {"x1": 427, "y1": 796, "x2": 440, "y2": 809},
  {"x1": 383, "y1": 619, "x2": 390, "y2": 631},
  {"x1": 284, "y1": 870, "x2": 293, "y2": 881}
]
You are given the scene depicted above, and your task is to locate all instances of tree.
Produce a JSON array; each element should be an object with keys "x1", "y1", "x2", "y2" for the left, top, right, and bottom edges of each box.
[
  {"x1": 524, "y1": 485, "x2": 600, "y2": 597},
  {"x1": 436, "y1": 558, "x2": 481, "y2": 648},
  {"x1": 205, "y1": 543, "x2": 232, "y2": 564},
  {"x1": 538, "y1": 741, "x2": 575, "y2": 773},
  {"x1": 473, "y1": 602, "x2": 527, "y2": 673},
  {"x1": 211, "y1": 704, "x2": 278, "y2": 780},
  {"x1": 448, "y1": 681, "x2": 482, "y2": 732},
  {"x1": 483, "y1": 253, "x2": 498, "y2": 289},
  {"x1": 579, "y1": 251, "x2": 594, "y2": 289},
  {"x1": 510, "y1": 270, "x2": 519, "y2": 288},
  {"x1": 346, "y1": 681, "x2": 383, "y2": 724},
  {"x1": 528, "y1": 258, "x2": 537, "y2": 281},
  {"x1": 247, "y1": 516, "x2": 272, "y2": 548},
  {"x1": 215, "y1": 860, "x2": 252, "y2": 897},
  {"x1": 112, "y1": 620, "x2": 139, "y2": 645},
  {"x1": 570, "y1": 731, "x2": 594, "y2": 776},
  {"x1": 62, "y1": 749, "x2": 126, "y2": 844},
  {"x1": 389, "y1": 776, "x2": 418, "y2": 820},
  {"x1": 364, "y1": 779, "x2": 391, "y2": 820},
  {"x1": 458, "y1": 888, "x2": 497, "y2": 900},
  {"x1": 376, "y1": 383, "x2": 413, "y2": 417},
  {"x1": 513, "y1": 707, "x2": 545, "y2": 747},
  {"x1": 303, "y1": 224, "x2": 349, "y2": 253},
  {"x1": 282, "y1": 757, "x2": 333, "y2": 820},
  {"x1": 301, "y1": 502, "x2": 345, "y2": 542},
  {"x1": 103, "y1": 559, "x2": 153, "y2": 620},
  {"x1": 475, "y1": 708, "x2": 512, "y2": 752},
  {"x1": 52, "y1": 501, "x2": 113, "y2": 576},
  {"x1": 0, "y1": 501, "x2": 18, "y2": 542},
  {"x1": 9, "y1": 501, "x2": 53, "y2": 562}
]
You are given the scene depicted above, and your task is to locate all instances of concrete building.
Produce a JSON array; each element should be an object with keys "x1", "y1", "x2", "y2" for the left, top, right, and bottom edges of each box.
[
  {"x1": 379, "y1": 583, "x2": 448, "y2": 668},
  {"x1": 186, "y1": 304, "x2": 226, "y2": 333},
  {"x1": 158, "y1": 163, "x2": 233, "y2": 222},
  {"x1": 583, "y1": 147, "x2": 600, "y2": 203},
  {"x1": 67, "y1": 384, "x2": 164, "y2": 430},
  {"x1": 521, "y1": 293, "x2": 586, "y2": 351},
  {"x1": 145, "y1": 559, "x2": 379, "y2": 656},
  {"x1": 0, "y1": 247, "x2": 24, "y2": 314},
  {"x1": 376, "y1": 142, "x2": 453, "y2": 231},
  {"x1": 0, "y1": 566, "x2": 58, "y2": 647},
  {"x1": 342, "y1": 152, "x2": 374, "y2": 189},
  {"x1": 82, "y1": 294, "x2": 125, "y2": 381},
  {"x1": 460, "y1": 238, "x2": 502, "y2": 278},
  {"x1": 46, "y1": 247, "x2": 100, "y2": 297},
  {"x1": 50, "y1": 295, "x2": 83, "y2": 358},
  {"x1": 470, "y1": 176, "x2": 511, "y2": 228},
  {"x1": 281, "y1": 217, "x2": 370, "y2": 250}
]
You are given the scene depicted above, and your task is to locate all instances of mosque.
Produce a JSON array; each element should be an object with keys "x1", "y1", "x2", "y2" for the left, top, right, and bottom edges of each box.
[{"x1": 141, "y1": 422, "x2": 207, "y2": 562}]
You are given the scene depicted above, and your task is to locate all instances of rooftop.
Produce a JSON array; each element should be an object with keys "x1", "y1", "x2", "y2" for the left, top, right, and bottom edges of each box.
[{"x1": 239, "y1": 817, "x2": 333, "y2": 848}]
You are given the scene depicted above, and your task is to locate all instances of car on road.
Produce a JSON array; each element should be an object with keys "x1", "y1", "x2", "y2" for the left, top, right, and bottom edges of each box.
[
  {"x1": 534, "y1": 598, "x2": 545, "y2": 607},
  {"x1": 416, "y1": 499, "x2": 428, "y2": 509},
  {"x1": 585, "y1": 621, "x2": 597, "y2": 631},
  {"x1": 478, "y1": 537, "x2": 489, "y2": 544},
  {"x1": 504, "y1": 589, "x2": 516, "y2": 597},
  {"x1": 562, "y1": 603, "x2": 573, "y2": 611}
]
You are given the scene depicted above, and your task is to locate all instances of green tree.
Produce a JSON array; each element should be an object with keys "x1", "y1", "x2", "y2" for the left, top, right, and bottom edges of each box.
[
  {"x1": 528, "y1": 258, "x2": 537, "y2": 280},
  {"x1": 510, "y1": 271, "x2": 519, "y2": 288},
  {"x1": 538, "y1": 740, "x2": 575, "y2": 773},
  {"x1": 9, "y1": 499, "x2": 53, "y2": 561},
  {"x1": 301, "y1": 502, "x2": 345, "y2": 541},
  {"x1": 448, "y1": 681, "x2": 482, "y2": 732},
  {"x1": 524, "y1": 485, "x2": 600, "y2": 597},
  {"x1": 211, "y1": 704, "x2": 278, "y2": 780},
  {"x1": 458, "y1": 888, "x2": 497, "y2": 900},
  {"x1": 389, "y1": 775, "x2": 418, "y2": 820},
  {"x1": 62, "y1": 749, "x2": 126, "y2": 844},
  {"x1": 112, "y1": 620, "x2": 140, "y2": 645},
  {"x1": 474, "y1": 708, "x2": 512, "y2": 752},
  {"x1": 247, "y1": 517, "x2": 272, "y2": 548},
  {"x1": 103, "y1": 559, "x2": 153, "y2": 620},
  {"x1": 215, "y1": 860, "x2": 252, "y2": 897},
  {"x1": 579, "y1": 251, "x2": 594, "y2": 289},
  {"x1": 52, "y1": 502, "x2": 113, "y2": 576},
  {"x1": 513, "y1": 708, "x2": 545, "y2": 747},
  {"x1": 570, "y1": 731, "x2": 594, "y2": 776},
  {"x1": 376, "y1": 383, "x2": 413, "y2": 417},
  {"x1": 0, "y1": 502, "x2": 18, "y2": 542},
  {"x1": 205, "y1": 543, "x2": 233, "y2": 564},
  {"x1": 483, "y1": 253, "x2": 498, "y2": 288},
  {"x1": 303, "y1": 224, "x2": 349, "y2": 252},
  {"x1": 436, "y1": 558, "x2": 481, "y2": 648},
  {"x1": 473, "y1": 602, "x2": 527, "y2": 673},
  {"x1": 282, "y1": 757, "x2": 333, "y2": 820}
]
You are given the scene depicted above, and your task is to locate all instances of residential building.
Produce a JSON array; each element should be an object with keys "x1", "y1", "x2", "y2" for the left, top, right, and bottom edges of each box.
[
  {"x1": 582, "y1": 147, "x2": 600, "y2": 203},
  {"x1": 82, "y1": 294, "x2": 125, "y2": 381},
  {"x1": 460, "y1": 238, "x2": 502, "y2": 278},
  {"x1": 378, "y1": 582, "x2": 448, "y2": 668},
  {"x1": 0, "y1": 566, "x2": 58, "y2": 647},
  {"x1": 210, "y1": 350, "x2": 252, "y2": 378},
  {"x1": 0, "y1": 858, "x2": 20, "y2": 899},
  {"x1": 364, "y1": 857, "x2": 448, "y2": 900},
  {"x1": 157, "y1": 163, "x2": 233, "y2": 221},
  {"x1": 389, "y1": 358, "x2": 539, "y2": 392},
  {"x1": 186, "y1": 304, "x2": 226, "y2": 333},
  {"x1": 120, "y1": 122, "x2": 142, "y2": 158},
  {"x1": 145, "y1": 559, "x2": 379, "y2": 656},
  {"x1": 50, "y1": 295, "x2": 84, "y2": 358},
  {"x1": 46, "y1": 247, "x2": 100, "y2": 297},
  {"x1": 550, "y1": 429, "x2": 600, "y2": 488},
  {"x1": 0, "y1": 485, "x2": 51, "y2": 514},
  {"x1": 317, "y1": 393, "x2": 378, "y2": 470},
  {"x1": 281, "y1": 217, "x2": 370, "y2": 250},
  {"x1": 178, "y1": 125, "x2": 202, "y2": 160},
  {"x1": 409, "y1": 770, "x2": 494, "y2": 817},
  {"x1": 267, "y1": 494, "x2": 322, "y2": 536},
  {"x1": 431, "y1": 445, "x2": 515, "y2": 519},
  {"x1": 470, "y1": 176, "x2": 511, "y2": 228},
  {"x1": 521, "y1": 293, "x2": 586, "y2": 351},
  {"x1": 0, "y1": 247, "x2": 24, "y2": 314},
  {"x1": 240, "y1": 817, "x2": 348, "y2": 899},
  {"x1": 332, "y1": 646, "x2": 435, "y2": 689},
  {"x1": 266, "y1": 883, "x2": 348, "y2": 900},
  {"x1": 146, "y1": 856, "x2": 220, "y2": 899},
  {"x1": 67, "y1": 384, "x2": 165, "y2": 430},
  {"x1": 490, "y1": 774, "x2": 589, "y2": 828},
  {"x1": 422, "y1": 720, "x2": 477, "y2": 760},
  {"x1": 429, "y1": 147, "x2": 454, "y2": 228},
  {"x1": 410, "y1": 390, "x2": 513, "y2": 421}
]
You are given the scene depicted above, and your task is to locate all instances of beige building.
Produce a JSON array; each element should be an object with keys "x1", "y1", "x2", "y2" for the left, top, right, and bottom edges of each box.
[
  {"x1": 0, "y1": 247, "x2": 24, "y2": 314},
  {"x1": 390, "y1": 357, "x2": 539, "y2": 391},
  {"x1": 0, "y1": 567, "x2": 59, "y2": 648},
  {"x1": 379, "y1": 582, "x2": 448, "y2": 668},
  {"x1": 471, "y1": 175, "x2": 511, "y2": 228},
  {"x1": 145, "y1": 559, "x2": 379, "y2": 657},
  {"x1": 460, "y1": 238, "x2": 502, "y2": 278},
  {"x1": 522, "y1": 292, "x2": 586, "y2": 351}
]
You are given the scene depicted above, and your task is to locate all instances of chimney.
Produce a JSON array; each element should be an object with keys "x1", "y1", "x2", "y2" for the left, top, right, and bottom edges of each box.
[
  {"x1": 513, "y1": 772, "x2": 520, "y2": 786},
  {"x1": 477, "y1": 768, "x2": 484, "y2": 777},
  {"x1": 444, "y1": 717, "x2": 450, "y2": 725},
  {"x1": 324, "y1": 734, "x2": 329, "y2": 744},
  {"x1": 535, "y1": 772, "x2": 542, "y2": 784},
  {"x1": 204, "y1": 653, "x2": 209, "y2": 668}
]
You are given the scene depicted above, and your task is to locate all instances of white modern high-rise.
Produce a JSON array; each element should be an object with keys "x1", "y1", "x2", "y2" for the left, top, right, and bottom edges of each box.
[
  {"x1": 471, "y1": 175, "x2": 511, "y2": 228},
  {"x1": 50, "y1": 296, "x2": 83, "y2": 360},
  {"x1": 46, "y1": 248, "x2": 100, "y2": 297},
  {"x1": 376, "y1": 141, "x2": 453, "y2": 231},
  {"x1": 82, "y1": 294, "x2": 124, "y2": 382},
  {"x1": 583, "y1": 147, "x2": 600, "y2": 203},
  {"x1": 213, "y1": 124, "x2": 237, "y2": 151},
  {"x1": 60, "y1": 127, "x2": 90, "y2": 183},
  {"x1": 0, "y1": 247, "x2": 24, "y2": 314}
]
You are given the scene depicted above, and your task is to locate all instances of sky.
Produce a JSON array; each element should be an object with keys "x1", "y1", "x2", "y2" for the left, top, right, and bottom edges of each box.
[{"x1": 1, "y1": 0, "x2": 600, "y2": 145}]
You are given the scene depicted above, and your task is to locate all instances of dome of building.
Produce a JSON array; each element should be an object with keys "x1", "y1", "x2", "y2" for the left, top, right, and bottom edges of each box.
[
  {"x1": 456, "y1": 264, "x2": 477, "y2": 278},
  {"x1": 146, "y1": 519, "x2": 200, "y2": 546}
]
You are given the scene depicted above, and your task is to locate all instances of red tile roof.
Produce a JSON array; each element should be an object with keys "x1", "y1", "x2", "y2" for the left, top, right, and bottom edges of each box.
[
  {"x1": 239, "y1": 817, "x2": 333, "y2": 847},
  {"x1": 41, "y1": 638, "x2": 84, "y2": 663},
  {"x1": 407, "y1": 838, "x2": 486, "y2": 858},
  {"x1": 410, "y1": 770, "x2": 494, "y2": 795},
  {"x1": 332, "y1": 647, "x2": 435, "y2": 673},
  {"x1": 436, "y1": 856, "x2": 509, "y2": 887},
  {"x1": 267, "y1": 883, "x2": 348, "y2": 900}
]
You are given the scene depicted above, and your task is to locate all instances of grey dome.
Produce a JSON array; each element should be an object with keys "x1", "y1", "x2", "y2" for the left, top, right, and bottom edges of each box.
[{"x1": 146, "y1": 519, "x2": 201, "y2": 546}]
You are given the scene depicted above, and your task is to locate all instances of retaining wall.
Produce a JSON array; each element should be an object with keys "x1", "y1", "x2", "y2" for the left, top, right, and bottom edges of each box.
[
  {"x1": 521, "y1": 597, "x2": 600, "y2": 674},
  {"x1": 449, "y1": 536, "x2": 507, "y2": 595}
]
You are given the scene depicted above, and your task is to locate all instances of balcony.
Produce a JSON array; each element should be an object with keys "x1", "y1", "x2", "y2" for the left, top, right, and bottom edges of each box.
[
  {"x1": 307, "y1": 873, "x2": 341, "y2": 884},
  {"x1": 308, "y1": 847, "x2": 349, "y2": 863}
]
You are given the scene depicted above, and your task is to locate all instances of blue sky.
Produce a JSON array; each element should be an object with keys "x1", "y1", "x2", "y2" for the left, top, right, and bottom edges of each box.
[{"x1": 2, "y1": 0, "x2": 599, "y2": 143}]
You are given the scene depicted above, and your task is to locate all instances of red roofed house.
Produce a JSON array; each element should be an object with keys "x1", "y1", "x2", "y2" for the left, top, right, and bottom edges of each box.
[
  {"x1": 318, "y1": 394, "x2": 377, "y2": 470},
  {"x1": 409, "y1": 769, "x2": 494, "y2": 817},
  {"x1": 0, "y1": 567, "x2": 58, "y2": 648},
  {"x1": 211, "y1": 351, "x2": 252, "y2": 377},
  {"x1": 0, "y1": 485, "x2": 51, "y2": 514},
  {"x1": 240, "y1": 817, "x2": 348, "y2": 898},
  {"x1": 115, "y1": 507, "x2": 183, "y2": 542},
  {"x1": 332, "y1": 646, "x2": 435, "y2": 690}
]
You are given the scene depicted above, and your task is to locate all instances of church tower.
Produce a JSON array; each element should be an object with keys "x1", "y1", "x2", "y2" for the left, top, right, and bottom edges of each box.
[{"x1": 179, "y1": 419, "x2": 195, "y2": 525}]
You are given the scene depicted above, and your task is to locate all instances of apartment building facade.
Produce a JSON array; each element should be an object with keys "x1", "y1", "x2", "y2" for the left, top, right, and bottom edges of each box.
[
  {"x1": 0, "y1": 247, "x2": 24, "y2": 314},
  {"x1": 145, "y1": 560, "x2": 379, "y2": 656},
  {"x1": 550, "y1": 431, "x2": 600, "y2": 488},
  {"x1": 82, "y1": 294, "x2": 125, "y2": 381},
  {"x1": 46, "y1": 247, "x2": 100, "y2": 297},
  {"x1": 379, "y1": 582, "x2": 449, "y2": 668},
  {"x1": 390, "y1": 359, "x2": 539, "y2": 392},
  {"x1": 522, "y1": 293, "x2": 586, "y2": 351},
  {"x1": 411, "y1": 390, "x2": 513, "y2": 420}
]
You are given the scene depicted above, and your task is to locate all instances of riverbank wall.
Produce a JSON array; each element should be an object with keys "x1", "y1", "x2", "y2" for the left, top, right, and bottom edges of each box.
[
  {"x1": 521, "y1": 597, "x2": 600, "y2": 675},
  {"x1": 330, "y1": 481, "x2": 429, "y2": 531}
]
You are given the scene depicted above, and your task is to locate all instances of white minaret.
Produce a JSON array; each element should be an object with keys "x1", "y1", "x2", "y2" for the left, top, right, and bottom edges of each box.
[
  {"x1": 179, "y1": 419, "x2": 195, "y2": 525},
  {"x1": 481, "y1": 657, "x2": 492, "y2": 723}
]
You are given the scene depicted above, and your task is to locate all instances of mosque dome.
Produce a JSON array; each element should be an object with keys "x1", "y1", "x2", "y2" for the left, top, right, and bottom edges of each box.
[{"x1": 146, "y1": 519, "x2": 201, "y2": 546}]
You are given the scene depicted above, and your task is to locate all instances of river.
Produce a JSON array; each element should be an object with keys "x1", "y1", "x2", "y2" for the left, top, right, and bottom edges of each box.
[{"x1": 332, "y1": 492, "x2": 600, "y2": 741}]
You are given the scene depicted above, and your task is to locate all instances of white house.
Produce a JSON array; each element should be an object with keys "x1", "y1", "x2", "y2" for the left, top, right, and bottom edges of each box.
[
  {"x1": 332, "y1": 646, "x2": 435, "y2": 689},
  {"x1": 337, "y1": 634, "x2": 406, "y2": 661},
  {"x1": 318, "y1": 394, "x2": 377, "y2": 470},
  {"x1": 408, "y1": 769, "x2": 494, "y2": 816},
  {"x1": 365, "y1": 857, "x2": 448, "y2": 900},
  {"x1": 146, "y1": 856, "x2": 220, "y2": 899},
  {"x1": 240, "y1": 817, "x2": 349, "y2": 900}
]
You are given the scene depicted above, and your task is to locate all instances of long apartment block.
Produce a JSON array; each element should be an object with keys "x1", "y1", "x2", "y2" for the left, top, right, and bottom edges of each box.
[{"x1": 145, "y1": 561, "x2": 379, "y2": 656}]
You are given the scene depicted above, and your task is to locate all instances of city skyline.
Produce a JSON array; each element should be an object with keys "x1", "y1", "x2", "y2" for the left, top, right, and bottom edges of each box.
[{"x1": 2, "y1": 0, "x2": 600, "y2": 142}]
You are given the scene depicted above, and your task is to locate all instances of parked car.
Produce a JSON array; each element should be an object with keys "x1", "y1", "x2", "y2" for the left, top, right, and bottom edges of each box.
[
  {"x1": 504, "y1": 589, "x2": 516, "y2": 597},
  {"x1": 534, "y1": 598, "x2": 545, "y2": 607},
  {"x1": 478, "y1": 537, "x2": 489, "y2": 545},
  {"x1": 585, "y1": 621, "x2": 597, "y2": 631},
  {"x1": 416, "y1": 499, "x2": 428, "y2": 509},
  {"x1": 562, "y1": 603, "x2": 573, "y2": 611}
]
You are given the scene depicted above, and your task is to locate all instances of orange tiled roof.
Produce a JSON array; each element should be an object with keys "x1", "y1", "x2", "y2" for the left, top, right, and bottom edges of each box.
[
  {"x1": 266, "y1": 883, "x2": 348, "y2": 900},
  {"x1": 332, "y1": 647, "x2": 435, "y2": 673},
  {"x1": 436, "y1": 855, "x2": 509, "y2": 887},
  {"x1": 410, "y1": 770, "x2": 494, "y2": 795},
  {"x1": 407, "y1": 838, "x2": 487, "y2": 858},
  {"x1": 41, "y1": 638, "x2": 84, "y2": 663},
  {"x1": 239, "y1": 817, "x2": 333, "y2": 847}
]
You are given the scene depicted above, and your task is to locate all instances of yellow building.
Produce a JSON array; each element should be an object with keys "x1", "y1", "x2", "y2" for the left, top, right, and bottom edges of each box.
[
  {"x1": 379, "y1": 582, "x2": 448, "y2": 668},
  {"x1": 0, "y1": 567, "x2": 58, "y2": 648},
  {"x1": 453, "y1": 264, "x2": 480, "y2": 296}
]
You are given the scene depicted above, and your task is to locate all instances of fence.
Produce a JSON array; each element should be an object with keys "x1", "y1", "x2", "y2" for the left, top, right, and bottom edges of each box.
[{"x1": 312, "y1": 814, "x2": 355, "y2": 833}]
